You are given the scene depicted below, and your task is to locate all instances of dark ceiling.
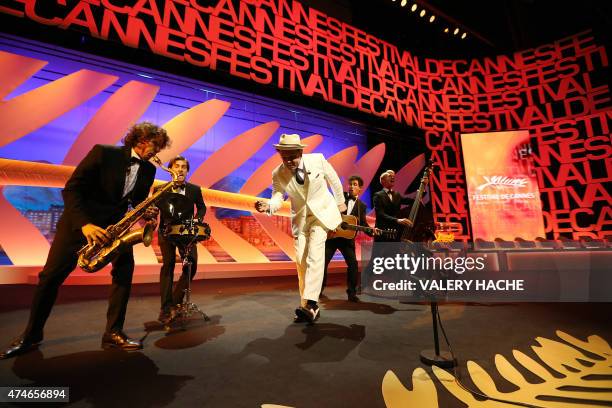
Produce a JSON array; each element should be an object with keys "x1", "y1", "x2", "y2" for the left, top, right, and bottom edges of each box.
[
  {"x1": 305, "y1": 0, "x2": 612, "y2": 58},
  {"x1": 2, "y1": 1, "x2": 610, "y2": 72}
]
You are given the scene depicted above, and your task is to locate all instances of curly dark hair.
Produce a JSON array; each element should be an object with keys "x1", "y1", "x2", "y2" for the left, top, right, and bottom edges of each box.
[
  {"x1": 122, "y1": 122, "x2": 171, "y2": 150},
  {"x1": 168, "y1": 155, "x2": 190, "y2": 171},
  {"x1": 348, "y1": 175, "x2": 364, "y2": 187}
]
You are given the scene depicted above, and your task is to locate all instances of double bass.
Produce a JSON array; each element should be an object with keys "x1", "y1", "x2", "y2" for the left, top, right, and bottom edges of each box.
[{"x1": 397, "y1": 159, "x2": 435, "y2": 243}]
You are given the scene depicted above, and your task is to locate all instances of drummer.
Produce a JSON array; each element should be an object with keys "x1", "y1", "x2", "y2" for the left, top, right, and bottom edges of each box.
[{"x1": 155, "y1": 155, "x2": 206, "y2": 323}]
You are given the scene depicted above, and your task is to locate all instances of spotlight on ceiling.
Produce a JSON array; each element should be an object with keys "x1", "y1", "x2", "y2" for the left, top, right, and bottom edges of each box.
[
  {"x1": 401, "y1": 0, "x2": 407, "y2": 6},
  {"x1": 419, "y1": 9, "x2": 426, "y2": 17},
  {"x1": 453, "y1": 28, "x2": 459, "y2": 35},
  {"x1": 444, "y1": 27, "x2": 449, "y2": 33},
  {"x1": 411, "y1": 4, "x2": 418, "y2": 12},
  {"x1": 461, "y1": 32, "x2": 467, "y2": 39},
  {"x1": 429, "y1": 15, "x2": 436, "y2": 23}
]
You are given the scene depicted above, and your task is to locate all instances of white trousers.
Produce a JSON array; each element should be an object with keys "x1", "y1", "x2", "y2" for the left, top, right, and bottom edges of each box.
[{"x1": 294, "y1": 213, "x2": 328, "y2": 307}]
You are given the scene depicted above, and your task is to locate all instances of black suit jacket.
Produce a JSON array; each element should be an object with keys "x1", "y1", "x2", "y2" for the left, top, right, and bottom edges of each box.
[
  {"x1": 343, "y1": 192, "x2": 372, "y2": 236},
  {"x1": 373, "y1": 189, "x2": 413, "y2": 233},
  {"x1": 61, "y1": 144, "x2": 156, "y2": 231},
  {"x1": 157, "y1": 182, "x2": 206, "y2": 229}
]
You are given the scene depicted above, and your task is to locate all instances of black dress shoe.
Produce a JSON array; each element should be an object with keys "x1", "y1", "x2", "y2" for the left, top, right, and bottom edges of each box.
[
  {"x1": 293, "y1": 312, "x2": 308, "y2": 323},
  {"x1": 347, "y1": 293, "x2": 360, "y2": 302},
  {"x1": 101, "y1": 331, "x2": 143, "y2": 351},
  {"x1": 295, "y1": 304, "x2": 320, "y2": 323},
  {"x1": 158, "y1": 309, "x2": 171, "y2": 324},
  {"x1": 0, "y1": 335, "x2": 42, "y2": 360}
]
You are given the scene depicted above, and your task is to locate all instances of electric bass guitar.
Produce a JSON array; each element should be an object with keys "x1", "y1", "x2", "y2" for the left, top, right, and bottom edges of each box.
[{"x1": 328, "y1": 214, "x2": 396, "y2": 240}]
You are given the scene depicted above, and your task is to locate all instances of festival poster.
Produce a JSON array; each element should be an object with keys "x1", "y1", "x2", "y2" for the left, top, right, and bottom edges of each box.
[{"x1": 461, "y1": 130, "x2": 545, "y2": 241}]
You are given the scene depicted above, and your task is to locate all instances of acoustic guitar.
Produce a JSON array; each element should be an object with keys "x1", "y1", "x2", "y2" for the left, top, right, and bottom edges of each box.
[{"x1": 328, "y1": 214, "x2": 396, "y2": 240}]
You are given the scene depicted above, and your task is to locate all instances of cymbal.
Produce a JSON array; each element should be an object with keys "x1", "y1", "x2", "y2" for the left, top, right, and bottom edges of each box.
[{"x1": 157, "y1": 192, "x2": 194, "y2": 222}]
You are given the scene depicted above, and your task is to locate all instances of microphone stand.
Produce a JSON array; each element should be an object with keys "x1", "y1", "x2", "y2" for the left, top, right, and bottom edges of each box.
[
  {"x1": 419, "y1": 301, "x2": 455, "y2": 368},
  {"x1": 419, "y1": 244, "x2": 456, "y2": 369}
]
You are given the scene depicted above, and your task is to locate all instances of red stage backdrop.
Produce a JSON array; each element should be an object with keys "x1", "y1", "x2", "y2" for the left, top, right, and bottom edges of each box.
[
  {"x1": 462, "y1": 131, "x2": 545, "y2": 241},
  {"x1": 422, "y1": 33, "x2": 612, "y2": 241},
  {"x1": 1, "y1": 1, "x2": 611, "y2": 240}
]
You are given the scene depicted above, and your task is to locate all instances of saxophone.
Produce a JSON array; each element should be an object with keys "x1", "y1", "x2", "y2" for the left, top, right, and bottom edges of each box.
[{"x1": 77, "y1": 156, "x2": 177, "y2": 273}]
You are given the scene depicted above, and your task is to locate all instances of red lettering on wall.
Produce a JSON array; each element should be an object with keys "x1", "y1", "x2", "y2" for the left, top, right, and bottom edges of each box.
[{"x1": 0, "y1": 1, "x2": 610, "y2": 240}]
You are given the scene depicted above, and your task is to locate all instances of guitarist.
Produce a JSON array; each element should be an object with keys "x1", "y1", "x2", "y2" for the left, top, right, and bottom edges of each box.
[
  {"x1": 373, "y1": 170, "x2": 413, "y2": 242},
  {"x1": 322, "y1": 175, "x2": 381, "y2": 302}
]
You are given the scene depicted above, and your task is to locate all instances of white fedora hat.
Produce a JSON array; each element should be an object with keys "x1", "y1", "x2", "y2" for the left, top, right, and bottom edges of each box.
[{"x1": 273, "y1": 133, "x2": 307, "y2": 150}]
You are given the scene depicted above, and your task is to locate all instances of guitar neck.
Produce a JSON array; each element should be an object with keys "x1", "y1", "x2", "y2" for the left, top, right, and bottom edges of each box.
[{"x1": 343, "y1": 224, "x2": 373, "y2": 234}]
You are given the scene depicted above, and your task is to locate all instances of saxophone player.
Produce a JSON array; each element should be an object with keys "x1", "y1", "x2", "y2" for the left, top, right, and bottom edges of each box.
[{"x1": 0, "y1": 122, "x2": 171, "y2": 359}]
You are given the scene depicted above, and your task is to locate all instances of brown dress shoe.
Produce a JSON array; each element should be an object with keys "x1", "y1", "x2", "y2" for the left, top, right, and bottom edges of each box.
[
  {"x1": 0, "y1": 335, "x2": 42, "y2": 359},
  {"x1": 101, "y1": 331, "x2": 143, "y2": 351}
]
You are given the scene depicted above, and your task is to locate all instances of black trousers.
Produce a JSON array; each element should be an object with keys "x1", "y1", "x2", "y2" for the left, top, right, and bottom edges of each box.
[
  {"x1": 322, "y1": 237, "x2": 358, "y2": 295},
  {"x1": 158, "y1": 235, "x2": 198, "y2": 311},
  {"x1": 24, "y1": 218, "x2": 135, "y2": 340}
]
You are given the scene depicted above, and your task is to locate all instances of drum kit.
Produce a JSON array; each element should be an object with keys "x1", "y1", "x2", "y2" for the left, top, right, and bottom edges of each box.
[{"x1": 157, "y1": 192, "x2": 211, "y2": 330}]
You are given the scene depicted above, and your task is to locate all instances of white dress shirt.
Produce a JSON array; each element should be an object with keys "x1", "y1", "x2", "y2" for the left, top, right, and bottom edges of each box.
[
  {"x1": 122, "y1": 148, "x2": 141, "y2": 198},
  {"x1": 383, "y1": 187, "x2": 393, "y2": 201},
  {"x1": 295, "y1": 158, "x2": 306, "y2": 184},
  {"x1": 346, "y1": 196, "x2": 356, "y2": 215}
]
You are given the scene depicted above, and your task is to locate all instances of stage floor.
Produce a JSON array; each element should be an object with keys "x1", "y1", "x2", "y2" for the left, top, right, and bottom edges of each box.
[{"x1": 0, "y1": 276, "x2": 610, "y2": 407}]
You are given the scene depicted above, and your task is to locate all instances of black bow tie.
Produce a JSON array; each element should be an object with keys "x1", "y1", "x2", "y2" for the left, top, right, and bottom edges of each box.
[
  {"x1": 295, "y1": 169, "x2": 305, "y2": 185},
  {"x1": 129, "y1": 156, "x2": 144, "y2": 165}
]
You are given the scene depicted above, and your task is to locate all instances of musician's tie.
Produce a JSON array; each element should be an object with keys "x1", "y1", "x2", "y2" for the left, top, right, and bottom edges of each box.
[{"x1": 295, "y1": 168, "x2": 305, "y2": 185}]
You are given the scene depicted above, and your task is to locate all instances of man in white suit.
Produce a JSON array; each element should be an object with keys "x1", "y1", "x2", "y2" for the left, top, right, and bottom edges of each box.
[{"x1": 255, "y1": 133, "x2": 346, "y2": 323}]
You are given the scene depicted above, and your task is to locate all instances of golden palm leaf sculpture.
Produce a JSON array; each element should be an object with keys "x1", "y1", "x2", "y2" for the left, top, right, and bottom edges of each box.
[{"x1": 383, "y1": 330, "x2": 612, "y2": 408}]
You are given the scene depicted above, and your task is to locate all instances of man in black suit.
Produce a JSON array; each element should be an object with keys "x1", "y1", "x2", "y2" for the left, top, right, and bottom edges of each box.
[
  {"x1": 321, "y1": 175, "x2": 380, "y2": 302},
  {"x1": 0, "y1": 122, "x2": 171, "y2": 359},
  {"x1": 156, "y1": 156, "x2": 206, "y2": 323},
  {"x1": 373, "y1": 170, "x2": 413, "y2": 242}
]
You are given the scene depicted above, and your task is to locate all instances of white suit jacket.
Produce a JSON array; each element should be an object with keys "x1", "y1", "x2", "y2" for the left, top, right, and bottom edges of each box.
[{"x1": 269, "y1": 153, "x2": 344, "y2": 235}]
